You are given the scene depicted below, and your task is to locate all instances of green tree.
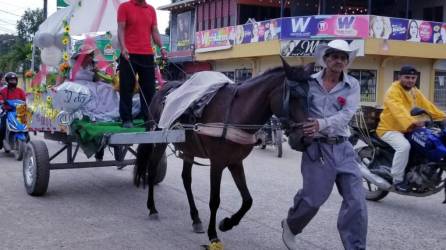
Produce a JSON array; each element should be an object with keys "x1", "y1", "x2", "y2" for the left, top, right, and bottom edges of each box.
[
  {"x1": 17, "y1": 9, "x2": 45, "y2": 42},
  {"x1": 0, "y1": 9, "x2": 44, "y2": 73}
]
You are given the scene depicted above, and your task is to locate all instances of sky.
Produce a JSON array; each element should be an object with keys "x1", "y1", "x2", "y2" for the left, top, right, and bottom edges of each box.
[{"x1": 0, "y1": 0, "x2": 171, "y2": 35}]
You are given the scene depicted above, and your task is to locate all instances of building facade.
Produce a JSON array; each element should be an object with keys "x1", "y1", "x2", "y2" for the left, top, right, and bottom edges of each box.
[{"x1": 160, "y1": 0, "x2": 446, "y2": 108}]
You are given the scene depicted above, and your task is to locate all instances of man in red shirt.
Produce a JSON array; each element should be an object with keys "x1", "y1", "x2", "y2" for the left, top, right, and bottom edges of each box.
[
  {"x1": 0, "y1": 72, "x2": 26, "y2": 149},
  {"x1": 117, "y1": 0, "x2": 166, "y2": 128}
]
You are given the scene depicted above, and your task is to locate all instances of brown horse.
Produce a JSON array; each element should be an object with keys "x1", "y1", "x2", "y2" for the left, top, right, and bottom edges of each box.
[{"x1": 135, "y1": 58, "x2": 313, "y2": 248}]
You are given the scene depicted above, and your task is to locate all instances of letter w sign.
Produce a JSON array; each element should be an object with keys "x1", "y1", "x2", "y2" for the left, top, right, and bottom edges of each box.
[
  {"x1": 291, "y1": 17, "x2": 311, "y2": 32},
  {"x1": 337, "y1": 16, "x2": 355, "y2": 30}
]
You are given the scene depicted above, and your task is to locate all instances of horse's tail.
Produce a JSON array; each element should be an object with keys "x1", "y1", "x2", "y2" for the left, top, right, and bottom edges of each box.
[{"x1": 134, "y1": 143, "x2": 153, "y2": 188}]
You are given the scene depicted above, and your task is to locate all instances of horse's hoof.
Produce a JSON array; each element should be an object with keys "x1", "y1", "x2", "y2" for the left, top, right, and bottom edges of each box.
[
  {"x1": 203, "y1": 239, "x2": 223, "y2": 250},
  {"x1": 149, "y1": 213, "x2": 159, "y2": 220},
  {"x1": 218, "y1": 217, "x2": 233, "y2": 232},
  {"x1": 192, "y1": 222, "x2": 205, "y2": 233}
]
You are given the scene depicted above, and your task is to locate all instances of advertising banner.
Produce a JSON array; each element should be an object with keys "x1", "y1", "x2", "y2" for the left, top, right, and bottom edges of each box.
[
  {"x1": 195, "y1": 26, "x2": 235, "y2": 51},
  {"x1": 176, "y1": 11, "x2": 192, "y2": 51},
  {"x1": 235, "y1": 19, "x2": 281, "y2": 45},
  {"x1": 369, "y1": 16, "x2": 408, "y2": 40},
  {"x1": 432, "y1": 22, "x2": 446, "y2": 44},
  {"x1": 280, "y1": 39, "x2": 365, "y2": 57},
  {"x1": 280, "y1": 15, "x2": 369, "y2": 40}
]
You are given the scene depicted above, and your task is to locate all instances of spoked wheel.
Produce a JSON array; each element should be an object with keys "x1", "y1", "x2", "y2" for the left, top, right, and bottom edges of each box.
[
  {"x1": 357, "y1": 147, "x2": 389, "y2": 201},
  {"x1": 14, "y1": 140, "x2": 26, "y2": 161},
  {"x1": 23, "y1": 140, "x2": 50, "y2": 196},
  {"x1": 273, "y1": 129, "x2": 283, "y2": 158}
]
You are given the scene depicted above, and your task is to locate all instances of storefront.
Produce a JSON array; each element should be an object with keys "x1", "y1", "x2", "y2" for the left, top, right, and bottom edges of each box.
[{"x1": 193, "y1": 14, "x2": 446, "y2": 107}]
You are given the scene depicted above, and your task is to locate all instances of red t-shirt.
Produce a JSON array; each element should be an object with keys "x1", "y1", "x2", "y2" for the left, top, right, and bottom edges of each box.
[
  {"x1": 0, "y1": 87, "x2": 26, "y2": 110},
  {"x1": 117, "y1": 0, "x2": 157, "y2": 55}
]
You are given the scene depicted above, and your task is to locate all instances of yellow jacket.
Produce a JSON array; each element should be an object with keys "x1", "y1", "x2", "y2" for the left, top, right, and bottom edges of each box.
[{"x1": 376, "y1": 81, "x2": 446, "y2": 137}]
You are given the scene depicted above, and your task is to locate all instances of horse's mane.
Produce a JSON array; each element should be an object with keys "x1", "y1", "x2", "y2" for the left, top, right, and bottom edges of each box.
[{"x1": 238, "y1": 66, "x2": 284, "y2": 87}]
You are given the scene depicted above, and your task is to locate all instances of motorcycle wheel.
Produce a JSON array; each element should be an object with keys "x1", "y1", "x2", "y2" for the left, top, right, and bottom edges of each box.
[
  {"x1": 357, "y1": 147, "x2": 389, "y2": 201},
  {"x1": 362, "y1": 178, "x2": 389, "y2": 201}
]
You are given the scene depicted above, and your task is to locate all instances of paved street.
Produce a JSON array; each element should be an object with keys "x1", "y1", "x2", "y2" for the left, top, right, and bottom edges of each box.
[{"x1": 1, "y1": 134, "x2": 446, "y2": 250}]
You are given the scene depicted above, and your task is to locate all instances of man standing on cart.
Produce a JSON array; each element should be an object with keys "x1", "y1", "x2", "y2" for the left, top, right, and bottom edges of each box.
[{"x1": 117, "y1": 0, "x2": 167, "y2": 128}]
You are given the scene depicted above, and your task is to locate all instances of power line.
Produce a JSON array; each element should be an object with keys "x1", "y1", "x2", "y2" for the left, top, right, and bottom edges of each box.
[
  {"x1": 0, "y1": 0, "x2": 29, "y2": 10},
  {"x1": 0, "y1": 23, "x2": 15, "y2": 30},
  {"x1": 0, "y1": 19, "x2": 17, "y2": 26},
  {"x1": 0, "y1": 26, "x2": 16, "y2": 34},
  {"x1": 0, "y1": 9, "x2": 21, "y2": 17}
]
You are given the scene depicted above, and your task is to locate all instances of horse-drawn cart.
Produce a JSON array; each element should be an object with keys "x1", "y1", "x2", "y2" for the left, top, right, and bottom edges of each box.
[
  {"x1": 24, "y1": 121, "x2": 184, "y2": 196},
  {"x1": 22, "y1": 0, "x2": 184, "y2": 196}
]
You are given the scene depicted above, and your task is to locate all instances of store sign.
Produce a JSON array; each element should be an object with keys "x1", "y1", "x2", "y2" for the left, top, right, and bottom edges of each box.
[
  {"x1": 234, "y1": 18, "x2": 281, "y2": 45},
  {"x1": 195, "y1": 26, "x2": 235, "y2": 52},
  {"x1": 57, "y1": 0, "x2": 69, "y2": 8},
  {"x1": 280, "y1": 39, "x2": 364, "y2": 57},
  {"x1": 281, "y1": 15, "x2": 369, "y2": 40},
  {"x1": 369, "y1": 16, "x2": 446, "y2": 44}
]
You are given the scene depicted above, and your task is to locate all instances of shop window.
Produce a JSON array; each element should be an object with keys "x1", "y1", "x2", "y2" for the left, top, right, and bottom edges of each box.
[
  {"x1": 434, "y1": 71, "x2": 446, "y2": 111},
  {"x1": 393, "y1": 71, "x2": 420, "y2": 88},
  {"x1": 349, "y1": 69, "x2": 377, "y2": 103},
  {"x1": 235, "y1": 68, "x2": 252, "y2": 83},
  {"x1": 221, "y1": 71, "x2": 235, "y2": 81}
]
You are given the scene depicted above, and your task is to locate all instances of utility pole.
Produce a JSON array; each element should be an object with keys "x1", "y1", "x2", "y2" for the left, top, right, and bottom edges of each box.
[{"x1": 43, "y1": 0, "x2": 48, "y2": 19}]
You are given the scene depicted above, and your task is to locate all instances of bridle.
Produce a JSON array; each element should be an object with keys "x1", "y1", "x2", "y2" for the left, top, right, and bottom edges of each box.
[{"x1": 278, "y1": 77, "x2": 309, "y2": 135}]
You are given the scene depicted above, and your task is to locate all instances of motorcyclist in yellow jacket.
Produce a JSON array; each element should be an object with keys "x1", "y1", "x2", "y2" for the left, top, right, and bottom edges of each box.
[{"x1": 377, "y1": 65, "x2": 446, "y2": 192}]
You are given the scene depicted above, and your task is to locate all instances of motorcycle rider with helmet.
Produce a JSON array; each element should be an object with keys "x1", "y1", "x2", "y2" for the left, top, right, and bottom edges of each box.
[
  {"x1": 0, "y1": 72, "x2": 26, "y2": 150},
  {"x1": 376, "y1": 65, "x2": 446, "y2": 192}
]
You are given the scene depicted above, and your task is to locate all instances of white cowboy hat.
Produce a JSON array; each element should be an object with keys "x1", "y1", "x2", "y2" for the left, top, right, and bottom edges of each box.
[{"x1": 314, "y1": 39, "x2": 358, "y2": 68}]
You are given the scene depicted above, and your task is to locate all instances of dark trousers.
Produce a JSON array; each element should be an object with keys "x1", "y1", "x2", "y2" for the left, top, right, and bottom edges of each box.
[
  {"x1": 119, "y1": 54, "x2": 156, "y2": 122},
  {"x1": 287, "y1": 142, "x2": 368, "y2": 250},
  {"x1": 0, "y1": 114, "x2": 6, "y2": 145}
]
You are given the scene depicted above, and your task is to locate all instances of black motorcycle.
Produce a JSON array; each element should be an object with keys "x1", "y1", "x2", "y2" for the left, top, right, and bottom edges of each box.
[
  {"x1": 257, "y1": 116, "x2": 284, "y2": 158},
  {"x1": 349, "y1": 106, "x2": 446, "y2": 203}
]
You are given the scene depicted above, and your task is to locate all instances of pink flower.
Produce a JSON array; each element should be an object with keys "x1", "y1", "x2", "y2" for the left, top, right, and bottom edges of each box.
[{"x1": 337, "y1": 96, "x2": 346, "y2": 107}]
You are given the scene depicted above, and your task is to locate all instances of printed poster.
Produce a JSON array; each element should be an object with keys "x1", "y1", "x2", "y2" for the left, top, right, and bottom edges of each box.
[
  {"x1": 280, "y1": 15, "x2": 369, "y2": 40},
  {"x1": 280, "y1": 39, "x2": 365, "y2": 57}
]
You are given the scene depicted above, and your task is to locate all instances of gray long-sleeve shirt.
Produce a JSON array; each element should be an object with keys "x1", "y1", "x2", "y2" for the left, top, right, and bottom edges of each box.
[{"x1": 309, "y1": 70, "x2": 360, "y2": 138}]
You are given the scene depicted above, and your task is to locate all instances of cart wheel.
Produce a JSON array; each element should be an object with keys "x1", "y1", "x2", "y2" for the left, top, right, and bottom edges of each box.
[
  {"x1": 274, "y1": 129, "x2": 283, "y2": 158},
  {"x1": 114, "y1": 146, "x2": 127, "y2": 162},
  {"x1": 154, "y1": 152, "x2": 167, "y2": 184},
  {"x1": 14, "y1": 140, "x2": 26, "y2": 161},
  {"x1": 23, "y1": 140, "x2": 50, "y2": 196}
]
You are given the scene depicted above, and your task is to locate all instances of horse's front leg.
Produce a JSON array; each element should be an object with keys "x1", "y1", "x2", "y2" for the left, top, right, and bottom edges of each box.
[
  {"x1": 146, "y1": 143, "x2": 167, "y2": 219},
  {"x1": 219, "y1": 162, "x2": 253, "y2": 232},
  {"x1": 181, "y1": 158, "x2": 204, "y2": 233},
  {"x1": 207, "y1": 164, "x2": 225, "y2": 247}
]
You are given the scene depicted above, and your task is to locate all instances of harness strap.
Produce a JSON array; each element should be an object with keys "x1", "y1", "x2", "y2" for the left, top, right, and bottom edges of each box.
[
  {"x1": 177, "y1": 151, "x2": 210, "y2": 166},
  {"x1": 221, "y1": 86, "x2": 238, "y2": 140},
  {"x1": 194, "y1": 123, "x2": 258, "y2": 145}
]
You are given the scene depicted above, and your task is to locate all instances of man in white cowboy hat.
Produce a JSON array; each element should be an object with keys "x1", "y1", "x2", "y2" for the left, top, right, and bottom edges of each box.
[{"x1": 281, "y1": 39, "x2": 367, "y2": 250}]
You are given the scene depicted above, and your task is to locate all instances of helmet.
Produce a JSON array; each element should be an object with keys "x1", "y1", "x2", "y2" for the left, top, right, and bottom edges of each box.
[{"x1": 4, "y1": 72, "x2": 18, "y2": 87}]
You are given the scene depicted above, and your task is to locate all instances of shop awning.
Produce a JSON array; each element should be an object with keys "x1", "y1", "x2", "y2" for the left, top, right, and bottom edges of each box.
[{"x1": 158, "y1": 0, "x2": 198, "y2": 11}]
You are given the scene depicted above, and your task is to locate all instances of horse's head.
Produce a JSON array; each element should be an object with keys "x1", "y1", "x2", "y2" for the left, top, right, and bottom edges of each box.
[{"x1": 271, "y1": 57, "x2": 314, "y2": 151}]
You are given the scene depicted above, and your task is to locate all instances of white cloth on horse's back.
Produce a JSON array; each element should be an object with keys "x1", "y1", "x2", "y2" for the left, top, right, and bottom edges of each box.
[{"x1": 159, "y1": 71, "x2": 234, "y2": 128}]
